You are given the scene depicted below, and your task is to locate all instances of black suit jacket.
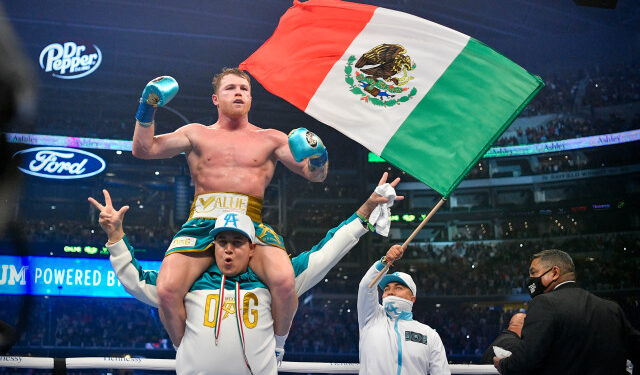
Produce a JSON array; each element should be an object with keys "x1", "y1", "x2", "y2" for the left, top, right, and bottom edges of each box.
[
  {"x1": 499, "y1": 282, "x2": 640, "y2": 375},
  {"x1": 481, "y1": 329, "x2": 521, "y2": 364}
]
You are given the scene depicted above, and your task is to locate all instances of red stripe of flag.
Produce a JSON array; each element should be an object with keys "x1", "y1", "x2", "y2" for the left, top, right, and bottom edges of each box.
[{"x1": 239, "y1": 0, "x2": 376, "y2": 110}]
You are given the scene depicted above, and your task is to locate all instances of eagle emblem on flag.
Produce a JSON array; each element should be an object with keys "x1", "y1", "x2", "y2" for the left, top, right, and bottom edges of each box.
[{"x1": 344, "y1": 43, "x2": 417, "y2": 107}]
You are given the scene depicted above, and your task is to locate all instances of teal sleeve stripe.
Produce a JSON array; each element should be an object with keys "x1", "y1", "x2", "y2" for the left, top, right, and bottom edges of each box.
[
  {"x1": 122, "y1": 236, "x2": 158, "y2": 286},
  {"x1": 374, "y1": 260, "x2": 385, "y2": 272},
  {"x1": 291, "y1": 213, "x2": 358, "y2": 276},
  {"x1": 395, "y1": 318, "x2": 403, "y2": 375}
]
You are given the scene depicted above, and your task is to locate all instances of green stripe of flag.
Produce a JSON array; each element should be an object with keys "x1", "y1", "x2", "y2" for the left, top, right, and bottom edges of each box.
[{"x1": 381, "y1": 38, "x2": 544, "y2": 197}]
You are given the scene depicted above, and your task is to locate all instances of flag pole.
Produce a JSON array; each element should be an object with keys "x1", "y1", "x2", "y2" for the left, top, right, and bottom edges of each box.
[{"x1": 368, "y1": 197, "x2": 446, "y2": 288}]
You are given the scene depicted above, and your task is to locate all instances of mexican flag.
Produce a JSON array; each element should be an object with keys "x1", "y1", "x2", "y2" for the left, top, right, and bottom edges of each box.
[{"x1": 240, "y1": 0, "x2": 543, "y2": 197}]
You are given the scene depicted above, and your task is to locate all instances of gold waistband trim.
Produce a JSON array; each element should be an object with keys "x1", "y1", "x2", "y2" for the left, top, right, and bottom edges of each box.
[{"x1": 188, "y1": 192, "x2": 263, "y2": 222}]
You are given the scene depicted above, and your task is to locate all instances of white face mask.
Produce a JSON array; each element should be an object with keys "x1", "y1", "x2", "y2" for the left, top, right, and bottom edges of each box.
[{"x1": 382, "y1": 296, "x2": 414, "y2": 320}]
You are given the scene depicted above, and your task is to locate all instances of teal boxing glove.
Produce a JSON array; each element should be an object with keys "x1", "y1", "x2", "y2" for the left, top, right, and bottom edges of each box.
[
  {"x1": 135, "y1": 76, "x2": 179, "y2": 127},
  {"x1": 288, "y1": 128, "x2": 328, "y2": 168}
]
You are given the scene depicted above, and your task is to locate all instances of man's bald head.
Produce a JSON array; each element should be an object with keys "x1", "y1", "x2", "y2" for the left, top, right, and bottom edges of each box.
[{"x1": 508, "y1": 313, "x2": 526, "y2": 337}]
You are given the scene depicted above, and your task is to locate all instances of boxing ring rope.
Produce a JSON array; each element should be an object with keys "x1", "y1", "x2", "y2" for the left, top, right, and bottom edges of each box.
[{"x1": 0, "y1": 356, "x2": 499, "y2": 373}]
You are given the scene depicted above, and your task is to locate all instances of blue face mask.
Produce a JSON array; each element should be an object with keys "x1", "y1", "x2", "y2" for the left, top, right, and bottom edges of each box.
[{"x1": 382, "y1": 296, "x2": 413, "y2": 320}]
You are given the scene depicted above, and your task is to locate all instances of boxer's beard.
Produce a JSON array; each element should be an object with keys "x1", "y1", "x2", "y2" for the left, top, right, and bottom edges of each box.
[{"x1": 382, "y1": 296, "x2": 413, "y2": 320}]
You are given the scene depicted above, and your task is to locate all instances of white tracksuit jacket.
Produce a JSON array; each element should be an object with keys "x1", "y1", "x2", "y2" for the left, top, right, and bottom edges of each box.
[
  {"x1": 108, "y1": 214, "x2": 368, "y2": 375},
  {"x1": 357, "y1": 261, "x2": 451, "y2": 375}
]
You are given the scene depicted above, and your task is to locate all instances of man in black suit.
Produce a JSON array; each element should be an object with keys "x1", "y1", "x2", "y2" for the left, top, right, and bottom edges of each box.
[
  {"x1": 494, "y1": 249, "x2": 640, "y2": 375},
  {"x1": 481, "y1": 312, "x2": 525, "y2": 364}
]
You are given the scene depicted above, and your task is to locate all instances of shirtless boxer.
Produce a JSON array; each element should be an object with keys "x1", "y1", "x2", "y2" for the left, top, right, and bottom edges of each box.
[{"x1": 132, "y1": 68, "x2": 328, "y2": 348}]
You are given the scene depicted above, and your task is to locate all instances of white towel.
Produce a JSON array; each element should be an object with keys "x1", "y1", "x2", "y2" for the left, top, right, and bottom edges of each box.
[
  {"x1": 493, "y1": 346, "x2": 512, "y2": 359},
  {"x1": 368, "y1": 183, "x2": 396, "y2": 237}
]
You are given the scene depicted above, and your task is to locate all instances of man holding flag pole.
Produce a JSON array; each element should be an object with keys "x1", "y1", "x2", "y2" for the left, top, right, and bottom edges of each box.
[{"x1": 358, "y1": 243, "x2": 451, "y2": 375}]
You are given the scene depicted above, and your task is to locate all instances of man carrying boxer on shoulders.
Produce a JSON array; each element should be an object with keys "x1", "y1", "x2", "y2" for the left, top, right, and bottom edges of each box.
[
  {"x1": 89, "y1": 173, "x2": 402, "y2": 374},
  {"x1": 131, "y1": 68, "x2": 328, "y2": 352}
]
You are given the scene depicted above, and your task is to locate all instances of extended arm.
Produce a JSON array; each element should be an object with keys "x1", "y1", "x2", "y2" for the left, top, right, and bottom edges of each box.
[
  {"x1": 357, "y1": 260, "x2": 386, "y2": 329},
  {"x1": 293, "y1": 215, "x2": 367, "y2": 295},
  {"x1": 88, "y1": 190, "x2": 159, "y2": 306},
  {"x1": 132, "y1": 124, "x2": 193, "y2": 159},
  {"x1": 292, "y1": 173, "x2": 403, "y2": 294},
  {"x1": 107, "y1": 237, "x2": 159, "y2": 307},
  {"x1": 132, "y1": 76, "x2": 192, "y2": 159},
  {"x1": 357, "y1": 242, "x2": 405, "y2": 329}
]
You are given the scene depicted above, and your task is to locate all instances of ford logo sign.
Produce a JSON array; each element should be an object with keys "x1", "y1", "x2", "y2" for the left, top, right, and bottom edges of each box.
[
  {"x1": 39, "y1": 41, "x2": 102, "y2": 79},
  {"x1": 13, "y1": 147, "x2": 106, "y2": 179}
]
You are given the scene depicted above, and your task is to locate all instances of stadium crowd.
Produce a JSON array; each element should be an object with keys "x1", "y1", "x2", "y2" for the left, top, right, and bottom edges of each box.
[
  {"x1": 17, "y1": 219, "x2": 174, "y2": 255},
  {"x1": 494, "y1": 112, "x2": 637, "y2": 147},
  {"x1": 520, "y1": 64, "x2": 640, "y2": 117},
  {"x1": 312, "y1": 232, "x2": 639, "y2": 296}
]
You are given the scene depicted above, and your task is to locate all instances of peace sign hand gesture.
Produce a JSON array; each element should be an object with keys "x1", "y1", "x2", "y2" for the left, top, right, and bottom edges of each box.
[{"x1": 88, "y1": 189, "x2": 129, "y2": 244}]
